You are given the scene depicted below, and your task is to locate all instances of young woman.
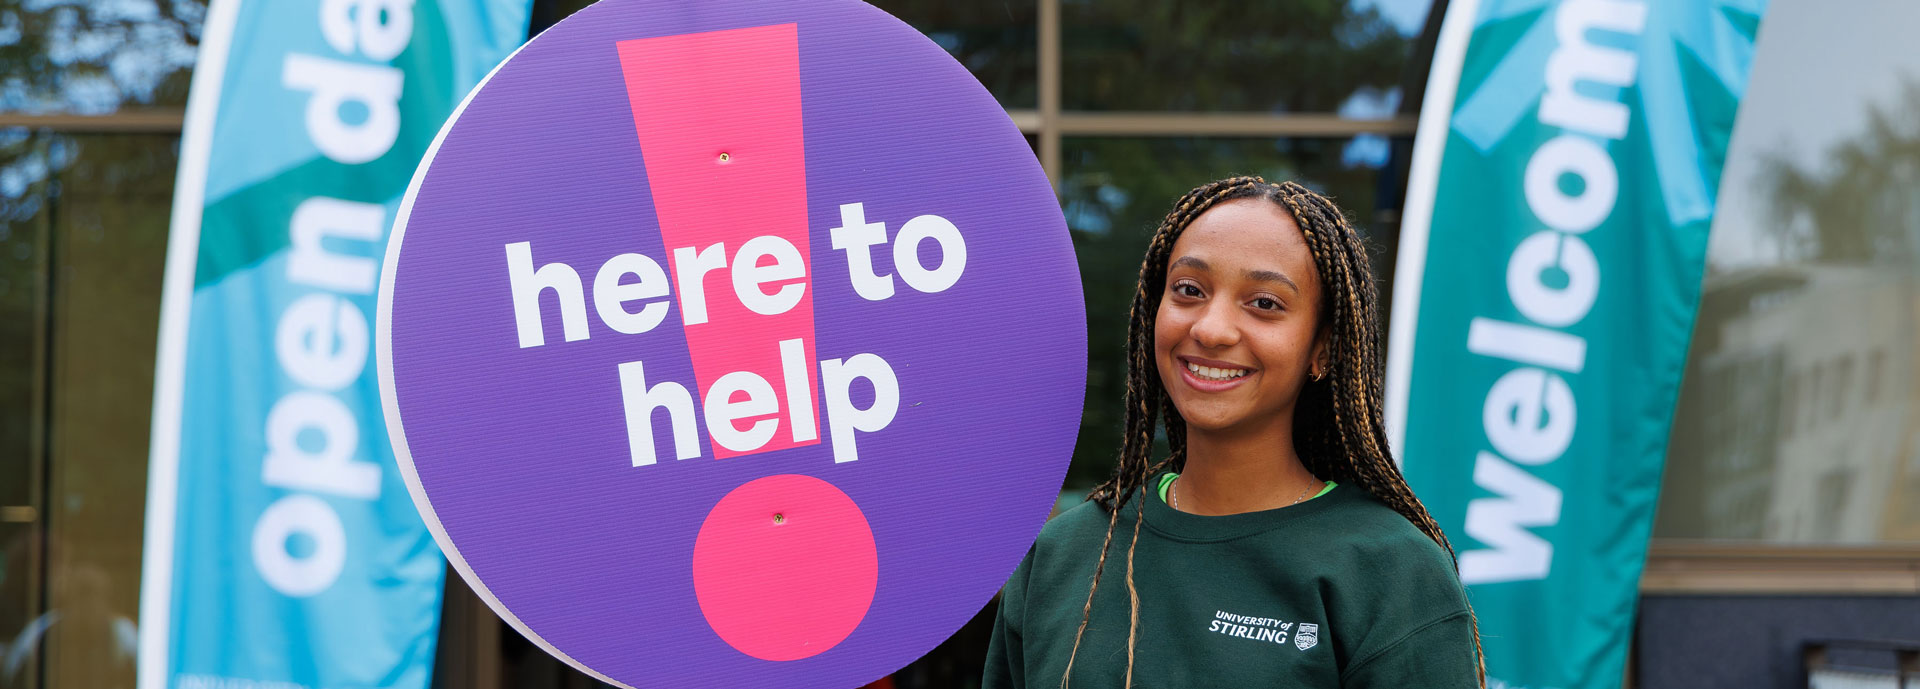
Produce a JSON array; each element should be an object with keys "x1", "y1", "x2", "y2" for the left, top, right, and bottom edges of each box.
[{"x1": 985, "y1": 177, "x2": 1484, "y2": 688}]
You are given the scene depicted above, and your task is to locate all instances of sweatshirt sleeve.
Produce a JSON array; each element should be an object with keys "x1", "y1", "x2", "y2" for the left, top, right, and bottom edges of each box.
[
  {"x1": 982, "y1": 546, "x2": 1036, "y2": 689},
  {"x1": 1339, "y1": 611, "x2": 1478, "y2": 689}
]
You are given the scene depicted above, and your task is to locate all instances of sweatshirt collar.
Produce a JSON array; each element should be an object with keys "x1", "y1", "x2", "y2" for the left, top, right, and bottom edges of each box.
[{"x1": 1139, "y1": 470, "x2": 1354, "y2": 542}]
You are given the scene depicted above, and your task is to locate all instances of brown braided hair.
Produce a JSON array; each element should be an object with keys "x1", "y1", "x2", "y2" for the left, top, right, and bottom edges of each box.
[{"x1": 1060, "y1": 176, "x2": 1486, "y2": 688}]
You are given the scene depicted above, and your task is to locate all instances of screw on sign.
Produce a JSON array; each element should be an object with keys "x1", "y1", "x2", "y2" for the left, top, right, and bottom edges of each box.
[{"x1": 375, "y1": 1, "x2": 1084, "y2": 687}]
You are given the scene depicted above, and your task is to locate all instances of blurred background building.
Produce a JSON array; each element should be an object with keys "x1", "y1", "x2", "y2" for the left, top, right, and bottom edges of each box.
[{"x1": 0, "y1": 0, "x2": 1914, "y2": 687}]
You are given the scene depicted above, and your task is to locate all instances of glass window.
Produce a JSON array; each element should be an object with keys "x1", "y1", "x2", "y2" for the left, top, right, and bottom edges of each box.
[
  {"x1": 0, "y1": 131, "x2": 175, "y2": 688},
  {"x1": 0, "y1": 127, "x2": 55, "y2": 689},
  {"x1": 1654, "y1": 0, "x2": 1920, "y2": 544},
  {"x1": 545, "y1": 0, "x2": 1038, "y2": 109},
  {"x1": 1061, "y1": 0, "x2": 1433, "y2": 113},
  {"x1": 0, "y1": 2, "x2": 204, "y2": 114},
  {"x1": 1060, "y1": 136, "x2": 1403, "y2": 489},
  {"x1": 870, "y1": 0, "x2": 1038, "y2": 109}
]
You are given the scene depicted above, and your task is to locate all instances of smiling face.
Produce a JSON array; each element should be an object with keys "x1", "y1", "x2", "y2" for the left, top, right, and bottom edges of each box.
[{"x1": 1153, "y1": 197, "x2": 1328, "y2": 436}]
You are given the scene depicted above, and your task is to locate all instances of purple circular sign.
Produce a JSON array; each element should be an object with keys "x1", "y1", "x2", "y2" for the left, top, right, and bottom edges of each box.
[{"x1": 376, "y1": 0, "x2": 1084, "y2": 686}]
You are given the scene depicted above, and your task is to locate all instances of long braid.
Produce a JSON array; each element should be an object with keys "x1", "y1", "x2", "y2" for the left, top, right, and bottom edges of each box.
[
  {"x1": 1122, "y1": 490, "x2": 1145, "y2": 689},
  {"x1": 1057, "y1": 499, "x2": 1122, "y2": 689},
  {"x1": 1062, "y1": 176, "x2": 1488, "y2": 688},
  {"x1": 1061, "y1": 177, "x2": 1264, "y2": 688},
  {"x1": 1273, "y1": 181, "x2": 1488, "y2": 686}
]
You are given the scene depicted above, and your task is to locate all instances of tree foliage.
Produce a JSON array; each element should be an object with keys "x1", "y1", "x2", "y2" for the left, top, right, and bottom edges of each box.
[
  {"x1": 1759, "y1": 81, "x2": 1920, "y2": 266},
  {"x1": 0, "y1": 0, "x2": 201, "y2": 114}
]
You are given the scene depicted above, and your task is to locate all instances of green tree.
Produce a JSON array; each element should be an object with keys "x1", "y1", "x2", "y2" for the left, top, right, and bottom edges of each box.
[
  {"x1": 1758, "y1": 82, "x2": 1920, "y2": 265},
  {"x1": 0, "y1": 0, "x2": 202, "y2": 113},
  {"x1": 1062, "y1": 0, "x2": 1414, "y2": 111}
]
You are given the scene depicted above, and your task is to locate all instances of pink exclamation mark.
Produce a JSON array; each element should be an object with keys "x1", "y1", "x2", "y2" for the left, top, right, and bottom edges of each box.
[{"x1": 616, "y1": 24, "x2": 878, "y2": 661}]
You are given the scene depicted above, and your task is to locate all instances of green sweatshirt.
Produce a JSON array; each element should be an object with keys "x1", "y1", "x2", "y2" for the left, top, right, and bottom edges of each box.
[{"x1": 984, "y1": 476, "x2": 1478, "y2": 688}]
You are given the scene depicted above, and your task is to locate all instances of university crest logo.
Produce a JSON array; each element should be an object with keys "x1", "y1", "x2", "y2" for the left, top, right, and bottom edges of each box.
[{"x1": 1295, "y1": 623, "x2": 1320, "y2": 651}]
